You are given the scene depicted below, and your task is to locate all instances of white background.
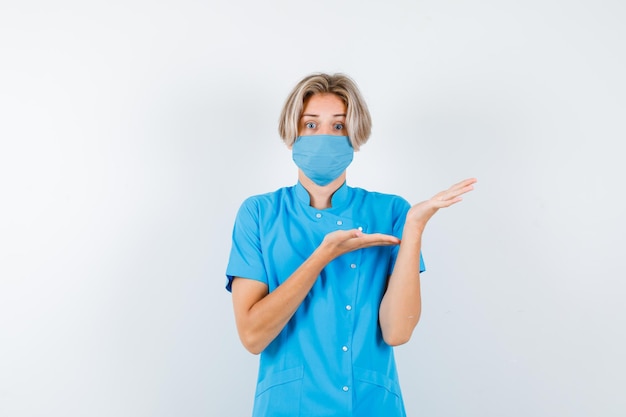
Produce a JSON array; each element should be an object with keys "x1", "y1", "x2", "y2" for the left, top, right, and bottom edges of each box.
[{"x1": 1, "y1": 0, "x2": 625, "y2": 416}]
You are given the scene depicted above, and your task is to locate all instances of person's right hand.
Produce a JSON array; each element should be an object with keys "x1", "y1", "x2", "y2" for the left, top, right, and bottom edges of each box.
[{"x1": 319, "y1": 229, "x2": 400, "y2": 260}]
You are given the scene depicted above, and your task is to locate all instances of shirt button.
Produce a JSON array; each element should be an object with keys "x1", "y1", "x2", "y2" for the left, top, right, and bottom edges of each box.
[
  {"x1": 315, "y1": 213, "x2": 322, "y2": 219},
  {"x1": 342, "y1": 346, "x2": 348, "y2": 352},
  {"x1": 342, "y1": 386, "x2": 349, "y2": 392},
  {"x1": 345, "y1": 305, "x2": 352, "y2": 311},
  {"x1": 357, "y1": 226, "x2": 363, "y2": 231},
  {"x1": 336, "y1": 220, "x2": 343, "y2": 225},
  {"x1": 350, "y1": 263, "x2": 356, "y2": 269}
]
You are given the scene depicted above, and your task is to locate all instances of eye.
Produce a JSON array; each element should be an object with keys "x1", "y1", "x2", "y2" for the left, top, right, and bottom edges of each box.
[
  {"x1": 333, "y1": 123, "x2": 344, "y2": 131},
  {"x1": 305, "y1": 122, "x2": 317, "y2": 129}
]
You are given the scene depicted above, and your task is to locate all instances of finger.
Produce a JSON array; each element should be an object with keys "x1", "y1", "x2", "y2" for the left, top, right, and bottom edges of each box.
[
  {"x1": 365, "y1": 232, "x2": 401, "y2": 241},
  {"x1": 448, "y1": 178, "x2": 476, "y2": 194},
  {"x1": 453, "y1": 177, "x2": 478, "y2": 188},
  {"x1": 330, "y1": 229, "x2": 388, "y2": 244},
  {"x1": 356, "y1": 233, "x2": 401, "y2": 246},
  {"x1": 435, "y1": 178, "x2": 476, "y2": 202},
  {"x1": 333, "y1": 229, "x2": 364, "y2": 239},
  {"x1": 438, "y1": 196, "x2": 463, "y2": 208},
  {"x1": 452, "y1": 183, "x2": 475, "y2": 198}
]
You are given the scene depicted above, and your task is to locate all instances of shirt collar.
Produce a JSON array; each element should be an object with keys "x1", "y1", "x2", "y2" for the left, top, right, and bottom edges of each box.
[{"x1": 295, "y1": 181, "x2": 351, "y2": 209}]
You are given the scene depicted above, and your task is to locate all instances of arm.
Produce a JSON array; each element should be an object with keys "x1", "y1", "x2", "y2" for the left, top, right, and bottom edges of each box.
[
  {"x1": 232, "y1": 230, "x2": 401, "y2": 354},
  {"x1": 379, "y1": 178, "x2": 477, "y2": 346}
]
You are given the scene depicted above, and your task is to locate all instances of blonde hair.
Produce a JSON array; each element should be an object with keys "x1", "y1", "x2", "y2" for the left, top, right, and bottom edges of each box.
[{"x1": 278, "y1": 73, "x2": 372, "y2": 150}]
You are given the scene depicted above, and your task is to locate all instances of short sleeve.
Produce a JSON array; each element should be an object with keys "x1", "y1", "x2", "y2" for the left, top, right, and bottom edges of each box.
[
  {"x1": 225, "y1": 198, "x2": 269, "y2": 292},
  {"x1": 388, "y1": 196, "x2": 426, "y2": 275}
]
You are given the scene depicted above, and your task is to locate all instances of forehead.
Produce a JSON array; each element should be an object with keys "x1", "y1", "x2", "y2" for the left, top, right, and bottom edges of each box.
[{"x1": 302, "y1": 93, "x2": 346, "y2": 115}]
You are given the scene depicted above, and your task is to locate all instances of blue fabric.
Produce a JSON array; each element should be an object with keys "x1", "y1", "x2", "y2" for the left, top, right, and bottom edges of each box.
[
  {"x1": 292, "y1": 135, "x2": 354, "y2": 186},
  {"x1": 226, "y1": 181, "x2": 425, "y2": 417}
]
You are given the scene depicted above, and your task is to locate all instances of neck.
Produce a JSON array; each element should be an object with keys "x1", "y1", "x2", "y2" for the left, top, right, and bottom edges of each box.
[{"x1": 298, "y1": 171, "x2": 346, "y2": 209}]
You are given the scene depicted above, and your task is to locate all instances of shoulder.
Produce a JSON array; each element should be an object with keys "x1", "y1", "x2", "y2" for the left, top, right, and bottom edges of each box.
[
  {"x1": 348, "y1": 185, "x2": 410, "y2": 211},
  {"x1": 237, "y1": 185, "x2": 296, "y2": 213}
]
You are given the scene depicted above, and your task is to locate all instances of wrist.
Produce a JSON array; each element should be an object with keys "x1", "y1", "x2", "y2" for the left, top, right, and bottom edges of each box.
[
  {"x1": 311, "y1": 243, "x2": 336, "y2": 266},
  {"x1": 404, "y1": 217, "x2": 427, "y2": 234}
]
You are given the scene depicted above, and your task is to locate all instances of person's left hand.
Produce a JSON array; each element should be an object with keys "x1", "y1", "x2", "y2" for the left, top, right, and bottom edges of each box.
[{"x1": 406, "y1": 177, "x2": 477, "y2": 230}]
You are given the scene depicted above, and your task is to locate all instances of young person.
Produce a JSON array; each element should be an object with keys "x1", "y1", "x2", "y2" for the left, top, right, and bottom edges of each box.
[{"x1": 225, "y1": 72, "x2": 476, "y2": 417}]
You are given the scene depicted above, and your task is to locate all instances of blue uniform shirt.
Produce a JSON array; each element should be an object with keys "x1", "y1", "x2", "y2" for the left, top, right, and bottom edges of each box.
[{"x1": 226, "y1": 181, "x2": 425, "y2": 417}]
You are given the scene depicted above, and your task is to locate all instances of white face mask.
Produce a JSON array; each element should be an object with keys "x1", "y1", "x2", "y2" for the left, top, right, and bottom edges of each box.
[{"x1": 292, "y1": 135, "x2": 354, "y2": 186}]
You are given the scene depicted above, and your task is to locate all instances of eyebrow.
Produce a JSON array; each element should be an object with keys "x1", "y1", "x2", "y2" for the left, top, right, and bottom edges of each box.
[{"x1": 300, "y1": 113, "x2": 346, "y2": 118}]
